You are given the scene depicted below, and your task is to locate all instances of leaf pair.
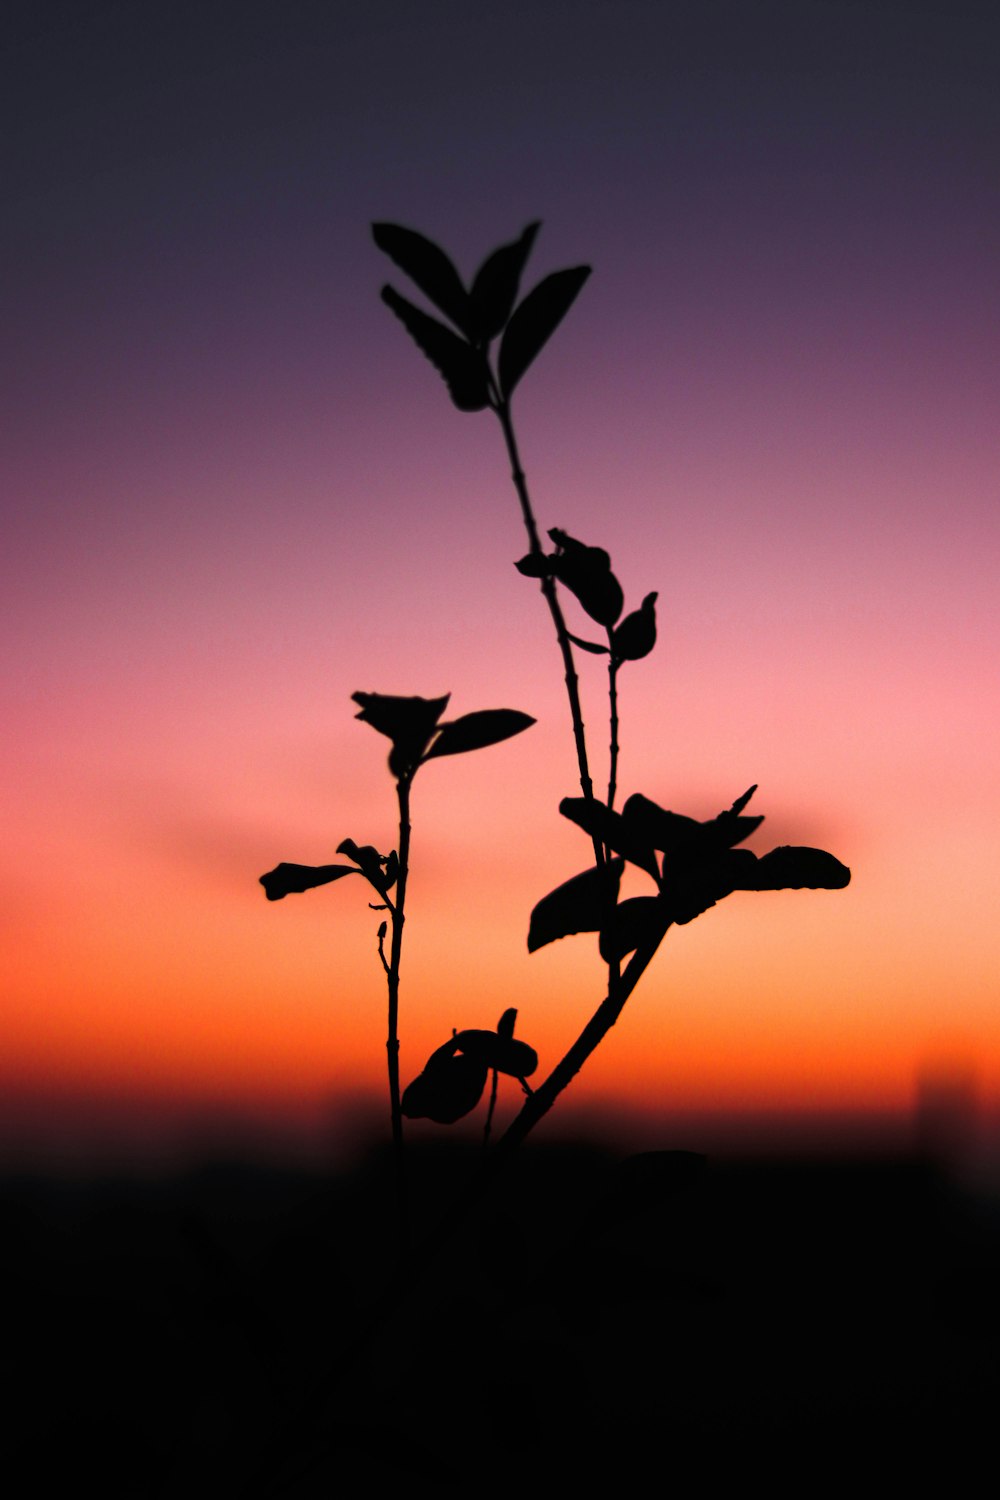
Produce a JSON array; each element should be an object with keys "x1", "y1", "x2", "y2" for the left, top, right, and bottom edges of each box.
[
  {"x1": 352, "y1": 691, "x2": 535, "y2": 781},
  {"x1": 259, "y1": 838, "x2": 395, "y2": 903},
  {"x1": 373, "y1": 222, "x2": 590, "y2": 407}
]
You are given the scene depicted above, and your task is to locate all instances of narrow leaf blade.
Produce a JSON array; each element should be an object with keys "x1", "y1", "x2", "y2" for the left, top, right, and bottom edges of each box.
[
  {"x1": 372, "y1": 223, "x2": 470, "y2": 332},
  {"x1": 423, "y1": 709, "x2": 535, "y2": 760},
  {"x1": 381, "y1": 286, "x2": 489, "y2": 411},
  {"x1": 498, "y1": 266, "x2": 591, "y2": 398},
  {"x1": 259, "y1": 863, "x2": 357, "y2": 901},
  {"x1": 468, "y1": 221, "x2": 541, "y2": 341}
]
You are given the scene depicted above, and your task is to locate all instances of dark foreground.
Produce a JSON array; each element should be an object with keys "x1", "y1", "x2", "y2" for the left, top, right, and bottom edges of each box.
[{"x1": 7, "y1": 1139, "x2": 999, "y2": 1495}]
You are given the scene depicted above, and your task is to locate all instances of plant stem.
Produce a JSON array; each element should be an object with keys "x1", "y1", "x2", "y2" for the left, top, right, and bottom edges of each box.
[
  {"x1": 497, "y1": 914, "x2": 671, "y2": 1153},
  {"x1": 607, "y1": 652, "x2": 620, "y2": 813},
  {"x1": 493, "y1": 398, "x2": 601, "y2": 839},
  {"x1": 386, "y1": 775, "x2": 412, "y2": 1254}
]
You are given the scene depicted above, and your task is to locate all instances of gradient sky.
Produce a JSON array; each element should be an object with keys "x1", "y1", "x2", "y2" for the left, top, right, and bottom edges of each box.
[{"x1": 4, "y1": 0, "x2": 998, "y2": 1166}]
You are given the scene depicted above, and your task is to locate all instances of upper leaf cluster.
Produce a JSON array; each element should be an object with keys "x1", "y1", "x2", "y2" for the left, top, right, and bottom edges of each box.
[{"x1": 373, "y1": 222, "x2": 590, "y2": 408}]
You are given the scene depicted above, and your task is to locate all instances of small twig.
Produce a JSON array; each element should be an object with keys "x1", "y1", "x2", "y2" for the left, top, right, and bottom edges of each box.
[
  {"x1": 482, "y1": 1068, "x2": 499, "y2": 1150},
  {"x1": 376, "y1": 921, "x2": 390, "y2": 975},
  {"x1": 607, "y1": 646, "x2": 620, "y2": 813}
]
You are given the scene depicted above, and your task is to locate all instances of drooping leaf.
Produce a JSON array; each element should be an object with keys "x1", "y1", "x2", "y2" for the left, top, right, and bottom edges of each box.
[
  {"x1": 380, "y1": 287, "x2": 490, "y2": 411},
  {"x1": 560, "y1": 798, "x2": 661, "y2": 883},
  {"x1": 423, "y1": 708, "x2": 535, "y2": 761},
  {"x1": 259, "y1": 862, "x2": 358, "y2": 901},
  {"x1": 468, "y1": 222, "x2": 541, "y2": 342},
  {"x1": 734, "y1": 845, "x2": 851, "y2": 891},
  {"x1": 599, "y1": 896, "x2": 667, "y2": 962},
  {"x1": 527, "y1": 859, "x2": 624, "y2": 951},
  {"x1": 612, "y1": 592, "x2": 658, "y2": 662},
  {"x1": 453, "y1": 1028, "x2": 538, "y2": 1079},
  {"x1": 401, "y1": 1040, "x2": 489, "y2": 1124},
  {"x1": 498, "y1": 266, "x2": 591, "y2": 398},
  {"x1": 372, "y1": 223, "x2": 470, "y2": 333},
  {"x1": 547, "y1": 528, "x2": 623, "y2": 626}
]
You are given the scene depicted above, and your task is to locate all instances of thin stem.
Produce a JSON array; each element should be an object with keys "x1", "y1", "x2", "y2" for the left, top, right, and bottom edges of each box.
[
  {"x1": 607, "y1": 650, "x2": 620, "y2": 813},
  {"x1": 482, "y1": 1068, "x2": 499, "y2": 1150},
  {"x1": 385, "y1": 775, "x2": 412, "y2": 1255},
  {"x1": 492, "y1": 396, "x2": 605, "y2": 875}
]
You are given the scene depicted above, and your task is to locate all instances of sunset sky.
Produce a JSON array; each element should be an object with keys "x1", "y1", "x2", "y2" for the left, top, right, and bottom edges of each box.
[{"x1": 4, "y1": 0, "x2": 998, "y2": 1168}]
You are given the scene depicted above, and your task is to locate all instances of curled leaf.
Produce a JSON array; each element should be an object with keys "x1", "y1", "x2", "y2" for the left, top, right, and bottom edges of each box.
[
  {"x1": 259, "y1": 862, "x2": 357, "y2": 901},
  {"x1": 733, "y1": 845, "x2": 851, "y2": 892},
  {"x1": 380, "y1": 286, "x2": 489, "y2": 411},
  {"x1": 423, "y1": 708, "x2": 535, "y2": 761},
  {"x1": 528, "y1": 859, "x2": 624, "y2": 952},
  {"x1": 499, "y1": 265, "x2": 591, "y2": 398},
  {"x1": 453, "y1": 1028, "x2": 538, "y2": 1079},
  {"x1": 352, "y1": 691, "x2": 450, "y2": 779}
]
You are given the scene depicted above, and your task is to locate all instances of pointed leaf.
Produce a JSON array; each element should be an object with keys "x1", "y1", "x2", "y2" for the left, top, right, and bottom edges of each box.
[
  {"x1": 259, "y1": 862, "x2": 357, "y2": 901},
  {"x1": 423, "y1": 709, "x2": 535, "y2": 761},
  {"x1": 380, "y1": 287, "x2": 489, "y2": 411},
  {"x1": 515, "y1": 551, "x2": 550, "y2": 578},
  {"x1": 548, "y1": 529, "x2": 623, "y2": 626},
  {"x1": 612, "y1": 592, "x2": 658, "y2": 662},
  {"x1": 527, "y1": 859, "x2": 624, "y2": 952},
  {"x1": 498, "y1": 266, "x2": 591, "y2": 398},
  {"x1": 599, "y1": 896, "x2": 668, "y2": 962},
  {"x1": 468, "y1": 222, "x2": 541, "y2": 342},
  {"x1": 560, "y1": 798, "x2": 661, "y2": 883},
  {"x1": 735, "y1": 845, "x2": 851, "y2": 891},
  {"x1": 372, "y1": 223, "x2": 470, "y2": 332}
]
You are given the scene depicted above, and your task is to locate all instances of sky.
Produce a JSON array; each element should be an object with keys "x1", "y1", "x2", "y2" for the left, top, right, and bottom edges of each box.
[{"x1": 3, "y1": 0, "x2": 998, "y2": 1169}]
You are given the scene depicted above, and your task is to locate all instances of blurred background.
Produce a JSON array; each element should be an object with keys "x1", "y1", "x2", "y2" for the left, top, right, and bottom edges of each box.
[{"x1": 4, "y1": 0, "x2": 998, "y2": 1177}]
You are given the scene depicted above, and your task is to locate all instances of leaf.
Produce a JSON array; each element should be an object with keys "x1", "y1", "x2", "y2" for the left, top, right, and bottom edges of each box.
[
  {"x1": 611, "y1": 592, "x2": 658, "y2": 662},
  {"x1": 401, "y1": 1050, "x2": 488, "y2": 1123},
  {"x1": 423, "y1": 709, "x2": 536, "y2": 760},
  {"x1": 599, "y1": 896, "x2": 667, "y2": 962},
  {"x1": 468, "y1": 222, "x2": 541, "y2": 342},
  {"x1": 527, "y1": 859, "x2": 624, "y2": 952},
  {"x1": 548, "y1": 529, "x2": 623, "y2": 626},
  {"x1": 380, "y1": 287, "x2": 490, "y2": 411},
  {"x1": 496, "y1": 1007, "x2": 517, "y2": 1041},
  {"x1": 498, "y1": 266, "x2": 591, "y2": 398},
  {"x1": 735, "y1": 845, "x2": 851, "y2": 891},
  {"x1": 259, "y1": 862, "x2": 357, "y2": 901},
  {"x1": 371, "y1": 223, "x2": 470, "y2": 332},
  {"x1": 453, "y1": 1028, "x2": 539, "y2": 1079},
  {"x1": 560, "y1": 798, "x2": 661, "y2": 883},
  {"x1": 623, "y1": 793, "x2": 763, "y2": 856},
  {"x1": 514, "y1": 552, "x2": 550, "y2": 578},
  {"x1": 567, "y1": 633, "x2": 610, "y2": 655}
]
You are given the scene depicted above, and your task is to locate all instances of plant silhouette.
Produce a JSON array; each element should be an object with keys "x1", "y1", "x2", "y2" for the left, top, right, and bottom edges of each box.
[{"x1": 261, "y1": 221, "x2": 851, "y2": 1245}]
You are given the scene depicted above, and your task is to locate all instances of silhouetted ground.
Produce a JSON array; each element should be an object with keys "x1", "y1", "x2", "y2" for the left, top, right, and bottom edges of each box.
[{"x1": 7, "y1": 1139, "x2": 999, "y2": 1494}]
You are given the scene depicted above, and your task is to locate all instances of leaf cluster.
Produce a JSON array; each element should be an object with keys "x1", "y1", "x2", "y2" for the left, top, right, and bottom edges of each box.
[
  {"x1": 402, "y1": 1008, "x2": 538, "y2": 1125},
  {"x1": 530, "y1": 786, "x2": 850, "y2": 960},
  {"x1": 373, "y1": 222, "x2": 590, "y2": 408}
]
